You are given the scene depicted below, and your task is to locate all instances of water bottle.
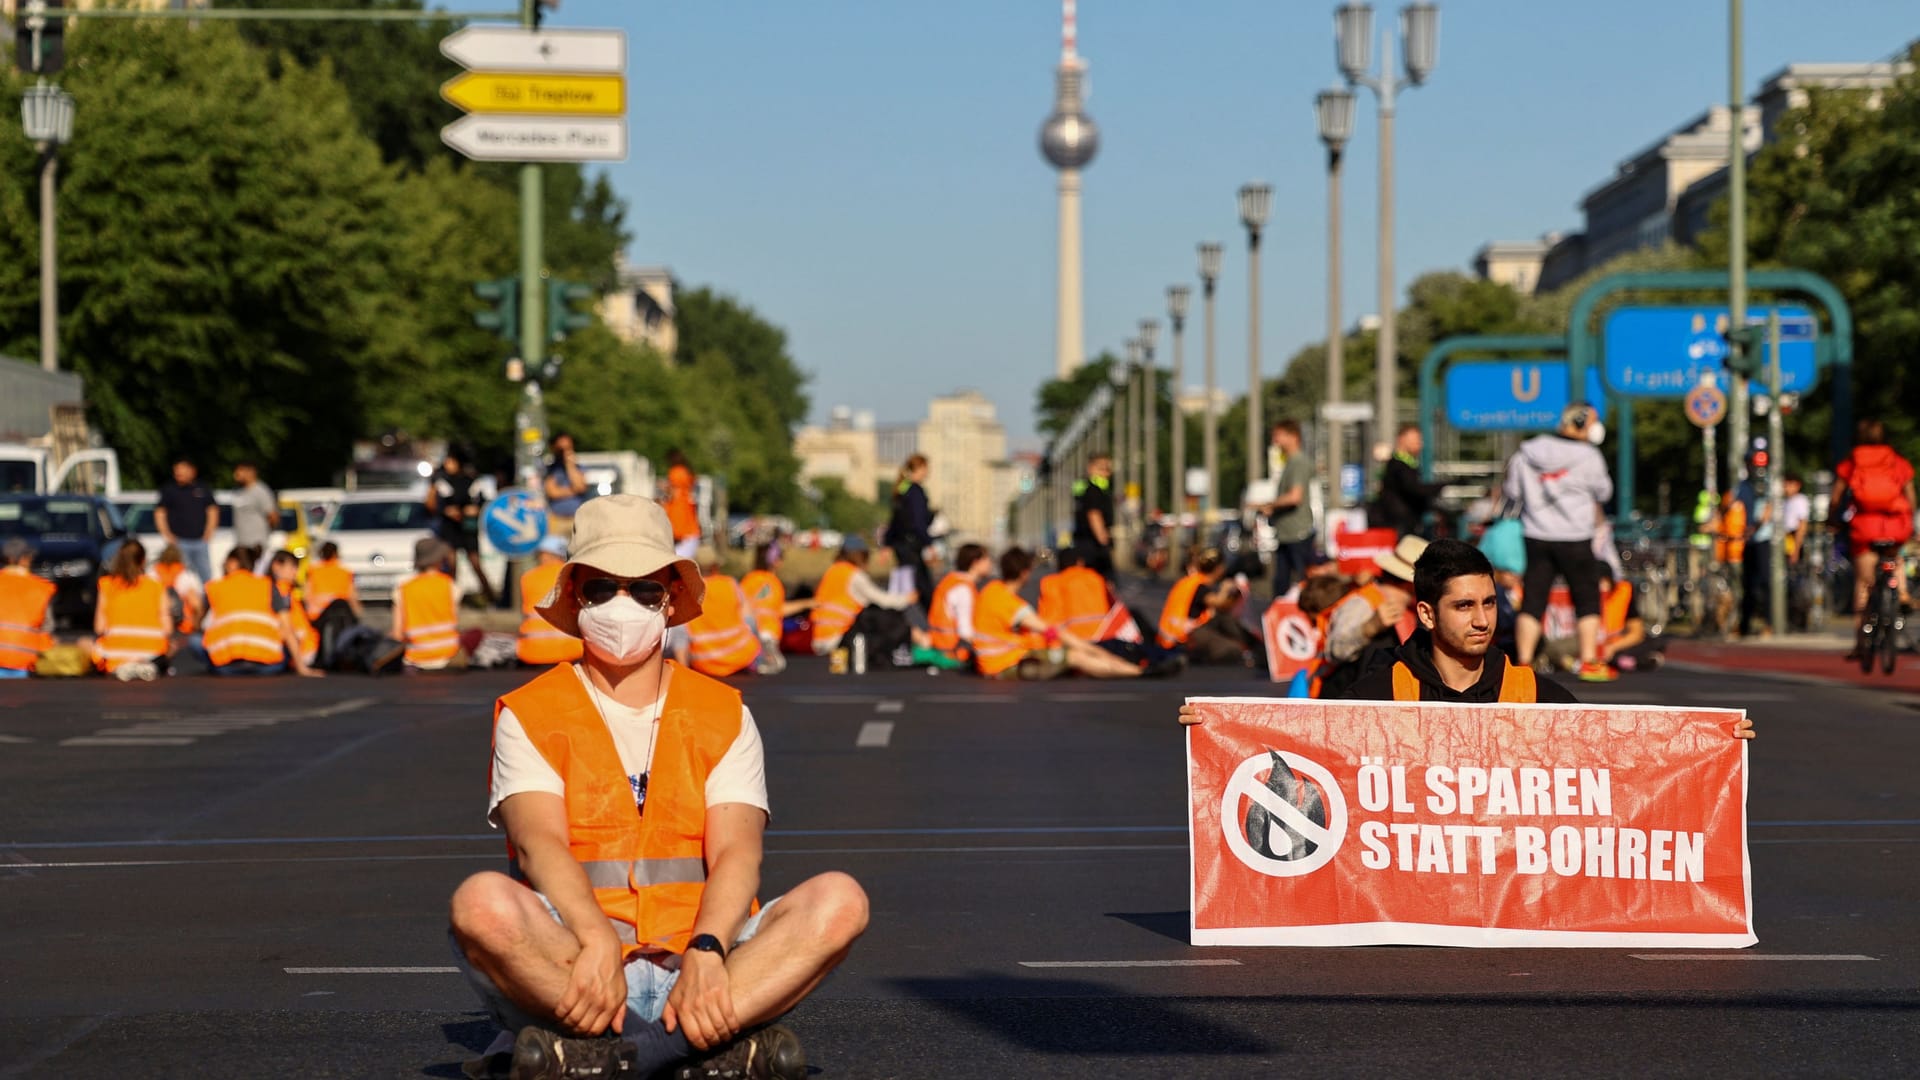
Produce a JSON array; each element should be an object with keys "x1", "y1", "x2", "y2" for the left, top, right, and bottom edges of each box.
[{"x1": 852, "y1": 633, "x2": 867, "y2": 675}]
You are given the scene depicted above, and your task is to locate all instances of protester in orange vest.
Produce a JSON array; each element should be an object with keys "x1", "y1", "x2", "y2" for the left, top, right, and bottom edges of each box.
[
  {"x1": 447, "y1": 495, "x2": 866, "y2": 1078},
  {"x1": 0, "y1": 537, "x2": 56, "y2": 677},
  {"x1": 269, "y1": 549, "x2": 320, "y2": 671},
  {"x1": 94, "y1": 541, "x2": 170, "y2": 679},
  {"x1": 1037, "y1": 546, "x2": 1113, "y2": 642},
  {"x1": 205, "y1": 546, "x2": 320, "y2": 677},
  {"x1": 680, "y1": 546, "x2": 766, "y2": 678},
  {"x1": 974, "y1": 547, "x2": 1173, "y2": 680},
  {"x1": 149, "y1": 543, "x2": 204, "y2": 636},
  {"x1": 928, "y1": 543, "x2": 991, "y2": 658},
  {"x1": 517, "y1": 535, "x2": 584, "y2": 667},
  {"x1": 809, "y1": 536, "x2": 917, "y2": 655},
  {"x1": 1160, "y1": 548, "x2": 1264, "y2": 666},
  {"x1": 393, "y1": 537, "x2": 464, "y2": 672},
  {"x1": 741, "y1": 541, "x2": 811, "y2": 648},
  {"x1": 303, "y1": 541, "x2": 363, "y2": 623},
  {"x1": 664, "y1": 449, "x2": 702, "y2": 559}
]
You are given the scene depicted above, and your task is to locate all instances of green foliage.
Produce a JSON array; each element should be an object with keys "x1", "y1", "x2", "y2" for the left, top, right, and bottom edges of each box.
[
  {"x1": 1035, "y1": 351, "x2": 1121, "y2": 439},
  {"x1": 805, "y1": 476, "x2": 887, "y2": 534},
  {"x1": 674, "y1": 288, "x2": 811, "y2": 430}
]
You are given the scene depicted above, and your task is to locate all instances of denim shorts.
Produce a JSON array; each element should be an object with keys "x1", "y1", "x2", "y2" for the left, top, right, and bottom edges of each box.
[{"x1": 460, "y1": 893, "x2": 781, "y2": 1031}]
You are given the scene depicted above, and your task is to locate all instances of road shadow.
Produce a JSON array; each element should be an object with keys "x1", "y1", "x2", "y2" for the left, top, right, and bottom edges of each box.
[
  {"x1": 422, "y1": 1015, "x2": 497, "y2": 1078},
  {"x1": 1106, "y1": 910, "x2": 1190, "y2": 944},
  {"x1": 886, "y1": 972, "x2": 1277, "y2": 1056}
]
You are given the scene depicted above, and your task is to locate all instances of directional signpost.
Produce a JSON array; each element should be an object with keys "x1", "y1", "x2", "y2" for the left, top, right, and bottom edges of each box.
[
  {"x1": 1442, "y1": 361, "x2": 1607, "y2": 432},
  {"x1": 438, "y1": 27, "x2": 627, "y2": 164},
  {"x1": 483, "y1": 490, "x2": 548, "y2": 558},
  {"x1": 1603, "y1": 306, "x2": 1816, "y2": 398}
]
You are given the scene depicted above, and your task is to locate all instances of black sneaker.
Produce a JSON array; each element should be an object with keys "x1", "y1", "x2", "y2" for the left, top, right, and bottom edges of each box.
[
  {"x1": 669, "y1": 1024, "x2": 806, "y2": 1080},
  {"x1": 508, "y1": 1027, "x2": 641, "y2": 1080}
]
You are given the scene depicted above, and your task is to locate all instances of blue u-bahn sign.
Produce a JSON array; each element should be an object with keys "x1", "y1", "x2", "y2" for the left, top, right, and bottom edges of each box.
[
  {"x1": 1444, "y1": 362, "x2": 1607, "y2": 432},
  {"x1": 1602, "y1": 306, "x2": 1817, "y2": 398}
]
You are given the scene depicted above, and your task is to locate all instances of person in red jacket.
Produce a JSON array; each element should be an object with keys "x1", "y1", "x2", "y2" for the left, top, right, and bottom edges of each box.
[{"x1": 1832, "y1": 418, "x2": 1917, "y2": 632}]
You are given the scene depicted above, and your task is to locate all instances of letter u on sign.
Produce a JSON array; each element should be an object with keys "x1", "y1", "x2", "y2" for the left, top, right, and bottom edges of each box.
[{"x1": 1511, "y1": 367, "x2": 1542, "y2": 403}]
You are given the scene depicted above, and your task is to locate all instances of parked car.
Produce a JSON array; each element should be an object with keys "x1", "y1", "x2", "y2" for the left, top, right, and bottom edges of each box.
[
  {"x1": 318, "y1": 493, "x2": 437, "y2": 600},
  {"x1": 0, "y1": 494, "x2": 128, "y2": 631}
]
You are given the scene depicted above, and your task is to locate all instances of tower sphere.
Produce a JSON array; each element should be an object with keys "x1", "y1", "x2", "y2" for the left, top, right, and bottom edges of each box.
[{"x1": 1040, "y1": 66, "x2": 1098, "y2": 170}]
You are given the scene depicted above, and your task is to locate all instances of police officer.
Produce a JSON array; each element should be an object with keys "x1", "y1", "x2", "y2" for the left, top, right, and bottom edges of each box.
[{"x1": 1072, "y1": 453, "x2": 1116, "y2": 578}]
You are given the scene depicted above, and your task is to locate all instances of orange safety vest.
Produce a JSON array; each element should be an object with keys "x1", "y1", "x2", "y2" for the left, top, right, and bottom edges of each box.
[
  {"x1": 740, "y1": 570, "x2": 785, "y2": 641},
  {"x1": 1157, "y1": 572, "x2": 1214, "y2": 648},
  {"x1": 1039, "y1": 566, "x2": 1110, "y2": 640},
  {"x1": 973, "y1": 580, "x2": 1045, "y2": 676},
  {"x1": 666, "y1": 465, "x2": 700, "y2": 542},
  {"x1": 306, "y1": 559, "x2": 355, "y2": 619},
  {"x1": 1714, "y1": 500, "x2": 1747, "y2": 565},
  {"x1": 1391, "y1": 660, "x2": 1537, "y2": 702},
  {"x1": 149, "y1": 562, "x2": 198, "y2": 633},
  {"x1": 204, "y1": 571, "x2": 285, "y2": 667},
  {"x1": 516, "y1": 561, "x2": 583, "y2": 666},
  {"x1": 494, "y1": 662, "x2": 749, "y2": 958},
  {"x1": 95, "y1": 576, "x2": 169, "y2": 672},
  {"x1": 926, "y1": 572, "x2": 975, "y2": 652},
  {"x1": 687, "y1": 574, "x2": 760, "y2": 678},
  {"x1": 810, "y1": 561, "x2": 862, "y2": 646},
  {"x1": 0, "y1": 567, "x2": 56, "y2": 671},
  {"x1": 397, "y1": 570, "x2": 460, "y2": 667},
  {"x1": 276, "y1": 579, "x2": 318, "y2": 665}
]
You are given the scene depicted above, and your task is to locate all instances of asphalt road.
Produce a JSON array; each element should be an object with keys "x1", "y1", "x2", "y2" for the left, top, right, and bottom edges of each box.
[{"x1": 2, "y1": 651, "x2": 1917, "y2": 1078}]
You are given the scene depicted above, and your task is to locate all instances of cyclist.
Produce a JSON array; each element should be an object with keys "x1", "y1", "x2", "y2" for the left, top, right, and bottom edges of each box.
[{"x1": 1831, "y1": 419, "x2": 1915, "y2": 640}]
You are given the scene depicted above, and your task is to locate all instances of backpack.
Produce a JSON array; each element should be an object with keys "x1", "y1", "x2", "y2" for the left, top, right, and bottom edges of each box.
[{"x1": 1850, "y1": 451, "x2": 1906, "y2": 513}]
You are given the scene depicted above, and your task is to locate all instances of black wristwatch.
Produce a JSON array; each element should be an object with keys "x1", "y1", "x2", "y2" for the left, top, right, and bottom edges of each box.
[{"x1": 687, "y1": 934, "x2": 727, "y2": 959}]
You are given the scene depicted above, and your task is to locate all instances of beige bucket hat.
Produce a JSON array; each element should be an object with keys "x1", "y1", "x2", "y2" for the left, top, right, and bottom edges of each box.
[
  {"x1": 1373, "y1": 535, "x2": 1430, "y2": 583},
  {"x1": 536, "y1": 495, "x2": 705, "y2": 633}
]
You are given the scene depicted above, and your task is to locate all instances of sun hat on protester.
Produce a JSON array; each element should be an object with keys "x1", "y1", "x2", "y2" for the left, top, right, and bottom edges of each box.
[
  {"x1": 1374, "y1": 535, "x2": 1430, "y2": 583},
  {"x1": 414, "y1": 536, "x2": 453, "y2": 572},
  {"x1": 535, "y1": 494, "x2": 704, "y2": 635}
]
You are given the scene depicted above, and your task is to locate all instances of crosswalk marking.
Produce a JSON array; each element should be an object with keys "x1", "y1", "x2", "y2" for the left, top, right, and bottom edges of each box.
[{"x1": 856, "y1": 721, "x2": 895, "y2": 748}]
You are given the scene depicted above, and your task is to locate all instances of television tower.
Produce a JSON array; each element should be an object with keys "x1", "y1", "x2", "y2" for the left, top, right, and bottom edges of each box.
[{"x1": 1039, "y1": 0, "x2": 1099, "y2": 380}]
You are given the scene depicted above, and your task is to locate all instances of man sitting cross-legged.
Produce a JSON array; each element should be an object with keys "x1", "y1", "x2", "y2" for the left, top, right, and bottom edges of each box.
[{"x1": 449, "y1": 495, "x2": 869, "y2": 1080}]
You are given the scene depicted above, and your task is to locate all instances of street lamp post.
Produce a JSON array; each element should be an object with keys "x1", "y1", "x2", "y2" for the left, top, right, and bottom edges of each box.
[
  {"x1": 1239, "y1": 183, "x2": 1273, "y2": 497},
  {"x1": 1337, "y1": 2, "x2": 1438, "y2": 472},
  {"x1": 1109, "y1": 352, "x2": 1132, "y2": 563},
  {"x1": 22, "y1": 81, "x2": 76, "y2": 374},
  {"x1": 1316, "y1": 86, "x2": 1356, "y2": 506},
  {"x1": 1198, "y1": 242, "x2": 1223, "y2": 525},
  {"x1": 1166, "y1": 285, "x2": 1191, "y2": 540},
  {"x1": 1126, "y1": 337, "x2": 1144, "y2": 520},
  {"x1": 1139, "y1": 318, "x2": 1161, "y2": 529}
]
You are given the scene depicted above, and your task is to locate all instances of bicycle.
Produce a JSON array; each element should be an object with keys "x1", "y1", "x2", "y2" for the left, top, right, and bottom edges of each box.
[{"x1": 1856, "y1": 540, "x2": 1905, "y2": 675}]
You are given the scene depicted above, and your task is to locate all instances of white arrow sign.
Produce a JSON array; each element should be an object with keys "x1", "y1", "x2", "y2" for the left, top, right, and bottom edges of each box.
[
  {"x1": 440, "y1": 115, "x2": 627, "y2": 163},
  {"x1": 439, "y1": 26, "x2": 626, "y2": 74}
]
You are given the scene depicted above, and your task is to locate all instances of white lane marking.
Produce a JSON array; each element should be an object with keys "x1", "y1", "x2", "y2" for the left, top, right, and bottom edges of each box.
[
  {"x1": 0, "y1": 734, "x2": 33, "y2": 744},
  {"x1": 58, "y1": 737, "x2": 196, "y2": 747},
  {"x1": 787, "y1": 694, "x2": 885, "y2": 705},
  {"x1": 1045, "y1": 693, "x2": 1146, "y2": 703},
  {"x1": 875, "y1": 700, "x2": 904, "y2": 714},
  {"x1": 1685, "y1": 691, "x2": 1793, "y2": 702},
  {"x1": 1631, "y1": 954, "x2": 1877, "y2": 962},
  {"x1": 917, "y1": 694, "x2": 1005, "y2": 703},
  {"x1": 284, "y1": 966, "x2": 459, "y2": 975},
  {"x1": 1020, "y1": 960, "x2": 1242, "y2": 969},
  {"x1": 855, "y1": 721, "x2": 895, "y2": 748}
]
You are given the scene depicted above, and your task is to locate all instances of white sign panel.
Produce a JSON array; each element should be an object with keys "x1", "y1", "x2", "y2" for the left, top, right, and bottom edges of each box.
[
  {"x1": 440, "y1": 115, "x2": 628, "y2": 163},
  {"x1": 439, "y1": 27, "x2": 626, "y2": 74}
]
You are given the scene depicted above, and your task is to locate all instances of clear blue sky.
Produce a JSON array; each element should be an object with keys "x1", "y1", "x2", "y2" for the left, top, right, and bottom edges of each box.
[{"x1": 560, "y1": 0, "x2": 1915, "y2": 448}]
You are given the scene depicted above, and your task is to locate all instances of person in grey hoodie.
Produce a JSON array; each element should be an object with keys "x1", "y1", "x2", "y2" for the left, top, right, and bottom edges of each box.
[{"x1": 1502, "y1": 403, "x2": 1615, "y2": 681}]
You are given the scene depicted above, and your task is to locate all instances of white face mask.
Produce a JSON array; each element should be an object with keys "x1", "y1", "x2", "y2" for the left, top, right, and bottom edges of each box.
[
  {"x1": 577, "y1": 594, "x2": 667, "y2": 665},
  {"x1": 1586, "y1": 421, "x2": 1607, "y2": 446}
]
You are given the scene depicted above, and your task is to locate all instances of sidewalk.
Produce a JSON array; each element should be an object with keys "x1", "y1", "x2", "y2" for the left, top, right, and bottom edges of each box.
[{"x1": 1663, "y1": 627, "x2": 1920, "y2": 692}]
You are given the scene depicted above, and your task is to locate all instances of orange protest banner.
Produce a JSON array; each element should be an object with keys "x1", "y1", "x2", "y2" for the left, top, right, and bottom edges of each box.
[
  {"x1": 1187, "y1": 698, "x2": 1754, "y2": 947},
  {"x1": 1260, "y1": 594, "x2": 1321, "y2": 684}
]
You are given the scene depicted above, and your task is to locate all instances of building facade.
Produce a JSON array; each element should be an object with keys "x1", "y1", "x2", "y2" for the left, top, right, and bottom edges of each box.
[
  {"x1": 793, "y1": 407, "x2": 881, "y2": 502},
  {"x1": 598, "y1": 260, "x2": 677, "y2": 360},
  {"x1": 916, "y1": 392, "x2": 1010, "y2": 547}
]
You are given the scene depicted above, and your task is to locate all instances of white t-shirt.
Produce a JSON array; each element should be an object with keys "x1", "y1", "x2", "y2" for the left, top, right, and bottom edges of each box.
[
  {"x1": 488, "y1": 664, "x2": 768, "y2": 827},
  {"x1": 1783, "y1": 493, "x2": 1812, "y2": 533},
  {"x1": 944, "y1": 580, "x2": 976, "y2": 641}
]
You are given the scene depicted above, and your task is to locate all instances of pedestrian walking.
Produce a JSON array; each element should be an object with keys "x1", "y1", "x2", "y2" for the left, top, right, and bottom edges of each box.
[
  {"x1": 1072, "y1": 452, "x2": 1117, "y2": 577},
  {"x1": 883, "y1": 454, "x2": 934, "y2": 604},
  {"x1": 427, "y1": 449, "x2": 498, "y2": 606},
  {"x1": 446, "y1": 493, "x2": 866, "y2": 1080},
  {"x1": 155, "y1": 457, "x2": 218, "y2": 584},
  {"x1": 543, "y1": 432, "x2": 590, "y2": 538},
  {"x1": 0, "y1": 537, "x2": 55, "y2": 677},
  {"x1": 663, "y1": 449, "x2": 702, "y2": 559},
  {"x1": 230, "y1": 461, "x2": 278, "y2": 563},
  {"x1": 1369, "y1": 424, "x2": 1446, "y2": 537},
  {"x1": 1263, "y1": 421, "x2": 1316, "y2": 597},
  {"x1": 1734, "y1": 450, "x2": 1775, "y2": 639},
  {"x1": 1503, "y1": 404, "x2": 1615, "y2": 682}
]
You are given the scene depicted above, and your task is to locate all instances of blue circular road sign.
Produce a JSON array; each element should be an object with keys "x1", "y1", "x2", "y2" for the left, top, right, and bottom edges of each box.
[{"x1": 483, "y1": 490, "x2": 548, "y2": 557}]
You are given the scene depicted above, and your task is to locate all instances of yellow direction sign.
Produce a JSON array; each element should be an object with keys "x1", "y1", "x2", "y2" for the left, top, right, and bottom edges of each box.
[{"x1": 440, "y1": 72, "x2": 625, "y2": 117}]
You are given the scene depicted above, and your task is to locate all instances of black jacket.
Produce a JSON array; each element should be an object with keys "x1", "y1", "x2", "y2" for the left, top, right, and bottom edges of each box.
[
  {"x1": 1342, "y1": 631, "x2": 1579, "y2": 703},
  {"x1": 884, "y1": 481, "x2": 932, "y2": 550},
  {"x1": 1369, "y1": 455, "x2": 1445, "y2": 536}
]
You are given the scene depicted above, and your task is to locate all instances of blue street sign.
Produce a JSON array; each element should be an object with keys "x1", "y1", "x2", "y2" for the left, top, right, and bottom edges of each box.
[
  {"x1": 1443, "y1": 362, "x2": 1608, "y2": 432},
  {"x1": 1340, "y1": 464, "x2": 1363, "y2": 501},
  {"x1": 483, "y1": 489, "x2": 548, "y2": 557},
  {"x1": 1603, "y1": 306, "x2": 1817, "y2": 397}
]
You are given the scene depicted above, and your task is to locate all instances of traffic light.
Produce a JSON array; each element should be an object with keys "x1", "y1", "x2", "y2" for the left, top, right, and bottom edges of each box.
[
  {"x1": 546, "y1": 278, "x2": 596, "y2": 343},
  {"x1": 473, "y1": 277, "x2": 519, "y2": 345},
  {"x1": 1721, "y1": 324, "x2": 1764, "y2": 377}
]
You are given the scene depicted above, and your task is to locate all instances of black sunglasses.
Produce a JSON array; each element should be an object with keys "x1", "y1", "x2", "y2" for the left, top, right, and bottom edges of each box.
[{"x1": 578, "y1": 576, "x2": 671, "y2": 610}]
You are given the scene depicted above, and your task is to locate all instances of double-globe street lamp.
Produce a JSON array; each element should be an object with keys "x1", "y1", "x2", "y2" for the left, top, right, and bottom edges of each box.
[
  {"x1": 1336, "y1": 2, "x2": 1438, "y2": 471},
  {"x1": 1239, "y1": 183, "x2": 1273, "y2": 497},
  {"x1": 1166, "y1": 284, "x2": 1191, "y2": 536},
  {"x1": 1315, "y1": 85, "x2": 1356, "y2": 506},
  {"x1": 22, "y1": 81, "x2": 76, "y2": 374},
  {"x1": 1197, "y1": 242, "x2": 1224, "y2": 524}
]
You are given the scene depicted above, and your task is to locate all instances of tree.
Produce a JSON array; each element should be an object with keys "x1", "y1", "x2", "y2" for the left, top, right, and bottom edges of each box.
[
  {"x1": 1034, "y1": 351, "x2": 1121, "y2": 439},
  {"x1": 674, "y1": 287, "x2": 810, "y2": 430}
]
